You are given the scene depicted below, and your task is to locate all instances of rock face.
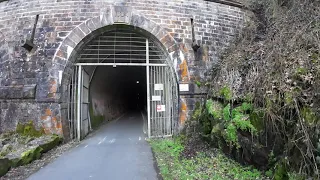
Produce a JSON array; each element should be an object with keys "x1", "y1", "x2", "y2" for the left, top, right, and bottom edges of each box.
[
  {"x1": 6, "y1": 146, "x2": 43, "y2": 167},
  {"x1": 0, "y1": 158, "x2": 10, "y2": 176},
  {"x1": 0, "y1": 134, "x2": 62, "y2": 177},
  {"x1": 28, "y1": 135, "x2": 62, "y2": 153}
]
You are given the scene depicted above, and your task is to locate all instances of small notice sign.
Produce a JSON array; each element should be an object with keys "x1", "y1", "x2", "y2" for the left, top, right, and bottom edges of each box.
[
  {"x1": 179, "y1": 84, "x2": 189, "y2": 92},
  {"x1": 152, "y1": 96, "x2": 161, "y2": 101},
  {"x1": 156, "y1": 105, "x2": 166, "y2": 112},
  {"x1": 154, "y1": 84, "x2": 164, "y2": 91}
]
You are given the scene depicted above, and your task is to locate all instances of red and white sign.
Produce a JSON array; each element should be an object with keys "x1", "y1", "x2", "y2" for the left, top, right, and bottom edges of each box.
[{"x1": 156, "y1": 105, "x2": 166, "y2": 112}]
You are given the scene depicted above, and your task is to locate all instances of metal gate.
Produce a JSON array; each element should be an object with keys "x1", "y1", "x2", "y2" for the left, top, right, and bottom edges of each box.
[
  {"x1": 148, "y1": 66, "x2": 178, "y2": 137},
  {"x1": 67, "y1": 66, "x2": 91, "y2": 140},
  {"x1": 68, "y1": 26, "x2": 178, "y2": 140},
  {"x1": 79, "y1": 68, "x2": 90, "y2": 137}
]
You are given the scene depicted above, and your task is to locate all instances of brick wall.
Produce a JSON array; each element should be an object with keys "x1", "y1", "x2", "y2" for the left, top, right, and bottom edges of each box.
[{"x1": 0, "y1": 0, "x2": 245, "y2": 138}]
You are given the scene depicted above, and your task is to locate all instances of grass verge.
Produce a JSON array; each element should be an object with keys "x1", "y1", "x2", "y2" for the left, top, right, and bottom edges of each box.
[{"x1": 149, "y1": 137, "x2": 267, "y2": 180}]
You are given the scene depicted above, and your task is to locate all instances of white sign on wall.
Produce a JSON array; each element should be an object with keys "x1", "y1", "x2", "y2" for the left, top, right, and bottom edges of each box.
[
  {"x1": 156, "y1": 105, "x2": 166, "y2": 112},
  {"x1": 179, "y1": 84, "x2": 189, "y2": 92},
  {"x1": 154, "y1": 84, "x2": 164, "y2": 91},
  {"x1": 152, "y1": 96, "x2": 161, "y2": 101}
]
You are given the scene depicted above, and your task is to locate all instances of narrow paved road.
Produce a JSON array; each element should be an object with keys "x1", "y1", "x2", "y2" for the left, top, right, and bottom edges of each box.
[{"x1": 28, "y1": 112, "x2": 158, "y2": 180}]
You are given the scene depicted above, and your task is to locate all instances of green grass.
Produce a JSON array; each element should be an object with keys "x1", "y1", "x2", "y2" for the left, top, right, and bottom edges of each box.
[{"x1": 149, "y1": 138, "x2": 266, "y2": 180}]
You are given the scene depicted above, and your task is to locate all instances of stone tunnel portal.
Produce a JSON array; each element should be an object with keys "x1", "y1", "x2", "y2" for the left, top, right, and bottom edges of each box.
[{"x1": 67, "y1": 25, "x2": 179, "y2": 140}]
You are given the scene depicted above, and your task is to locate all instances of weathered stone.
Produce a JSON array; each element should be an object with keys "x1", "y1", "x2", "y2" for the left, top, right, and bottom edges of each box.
[
  {"x1": 28, "y1": 135, "x2": 62, "y2": 153},
  {"x1": 113, "y1": 6, "x2": 132, "y2": 23},
  {"x1": 0, "y1": 144, "x2": 12, "y2": 157},
  {"x1": 0, "y1": 85, "x2": 36, "y2": 99},
  {"x1": 6, "y1": 145, "x2": 43, "y2": 167},
  {"x1": 0, "y1": 158, "x2": 10, "y2": 177}
]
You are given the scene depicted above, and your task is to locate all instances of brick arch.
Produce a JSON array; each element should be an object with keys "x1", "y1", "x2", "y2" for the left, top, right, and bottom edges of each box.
[
  {"x1": 50, "y1": 6, "x2": 190, "y2": 93},
  {"x1": 48, "y1": 5, "x2": 190, "y2": 138}
]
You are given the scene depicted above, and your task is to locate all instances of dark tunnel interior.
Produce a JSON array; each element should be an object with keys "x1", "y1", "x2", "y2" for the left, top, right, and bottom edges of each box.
[{"x1": 89, "y1": 66, "x2": 147, "y2": 119}]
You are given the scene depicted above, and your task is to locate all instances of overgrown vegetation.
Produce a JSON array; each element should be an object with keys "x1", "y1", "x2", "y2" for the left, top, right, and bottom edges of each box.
[
  {"x1": 198, "y1": 0, "x2": 320, "y2": 178},
  {"x1": 149, "y1": 137, "x2": 266, "y2": 180}
]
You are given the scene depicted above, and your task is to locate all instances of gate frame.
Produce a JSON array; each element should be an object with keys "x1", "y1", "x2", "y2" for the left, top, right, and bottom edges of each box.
[{"x1": 74, "y1": 38, "x2": 176, "y2": 140}]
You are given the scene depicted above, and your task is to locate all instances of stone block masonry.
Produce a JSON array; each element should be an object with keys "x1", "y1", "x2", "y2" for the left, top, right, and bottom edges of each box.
[{"x1": 0, "y1": 0, "x2": 246, "y2": 139}]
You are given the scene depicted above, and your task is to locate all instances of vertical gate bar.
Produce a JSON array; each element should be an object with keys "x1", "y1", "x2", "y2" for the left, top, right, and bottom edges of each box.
[
  {"x1": 166, "y1": 67, "x2": 169, "y2": 135},
  {"x1": 150, "y1": 66, "x2": 153, "y2": 136},
  {"x1": 154, "y1": 67, "x2": 156, "y2": 136},
  {"x1": 165, "y1": 66, "x2": 168, "y2": 135},
  {"x1": 67, "y1": 80, "x2": 70, "y2": 137},
  {"x1": 169, "y1": 68, "x2": 173, "y2": 135},
  {"x1": 72, "y1": 69, "x2": 75, "y2": 139},
  {"x1": 73, "y1": 67, "x2": 78, "y2": 139},
  {"x1": 153, "y1": 66, "x2": 155, "y2": 136},
  {"x1": 67, "y1": 79, "x2": 71, "y2": 138},
  {"x1": 164, "y1": 66, "x2": 166, "y2": 135},
  {"x1": 160, "y1": 66, "x2": 163, "y2": 136},
  {"x1": 155, "y1": 66, "x2": 158, "y2": 136},
  {"x1": 155, "y1": 66, "x2": 157, "y2": 136},
  {"x1": 161, "y1": 66, "x2": 164, "y2": 136},
  {"x1": 72, "y1": 68, "x2": 75, "y2": 139},
  {"x1": 159, "y1": 66, "x2": 162, "y2": 136},
  {"x1": 146, "y1": 38, "x2": 151, "y2": 138},
  {"x1": 152, "y1": 66, "x2": 155, "y2": 136},
  {"x1": 158, "y1": 66, "x2": 160, "y2": 136},
  {"x1": 77, "y1": 65, "x2": 82, "y2": 141},
  {"x1": 164, "y1": 66, "x2": 167, "y2": 135}
]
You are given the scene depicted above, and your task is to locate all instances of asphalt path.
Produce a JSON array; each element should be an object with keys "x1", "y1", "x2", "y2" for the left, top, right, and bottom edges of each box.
[{"x1": 28, "y1": 112, "x2": 158, "y2": 180}]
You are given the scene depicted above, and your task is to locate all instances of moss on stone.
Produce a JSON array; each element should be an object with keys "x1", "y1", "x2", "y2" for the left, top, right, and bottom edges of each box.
[
  {"x1": 0, "y1": 158, "x2": 10, "y2": 177},
  {"x1": 9, "y1": 156, "x2": 21, "y2": 168},
  {"x1": 91, "y1": 115, "x2": 105, "y2": 128},
  {"x1": 89, "y1": 104, "x2": 105, "y2": 129},
  {"x1": 16, "y1": 121, "x2": 44, "y2": 137},
  {"x1": 39, "y1": 135, "x2": 62, "y2": 153},
  {"x1": 0, "y1": 145, "x2": 13, "y2": 158},
  {"x1": 20, "y1": 146, "x2": 43, "y2": 165},
  {"x1": 16, "y1": 123, "x2": 24, "y2": 134}
]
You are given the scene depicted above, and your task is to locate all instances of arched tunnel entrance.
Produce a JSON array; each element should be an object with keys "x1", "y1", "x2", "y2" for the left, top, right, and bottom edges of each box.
[{"x1": 67, "y1": 25, "x2": 179, "y2": 140}]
